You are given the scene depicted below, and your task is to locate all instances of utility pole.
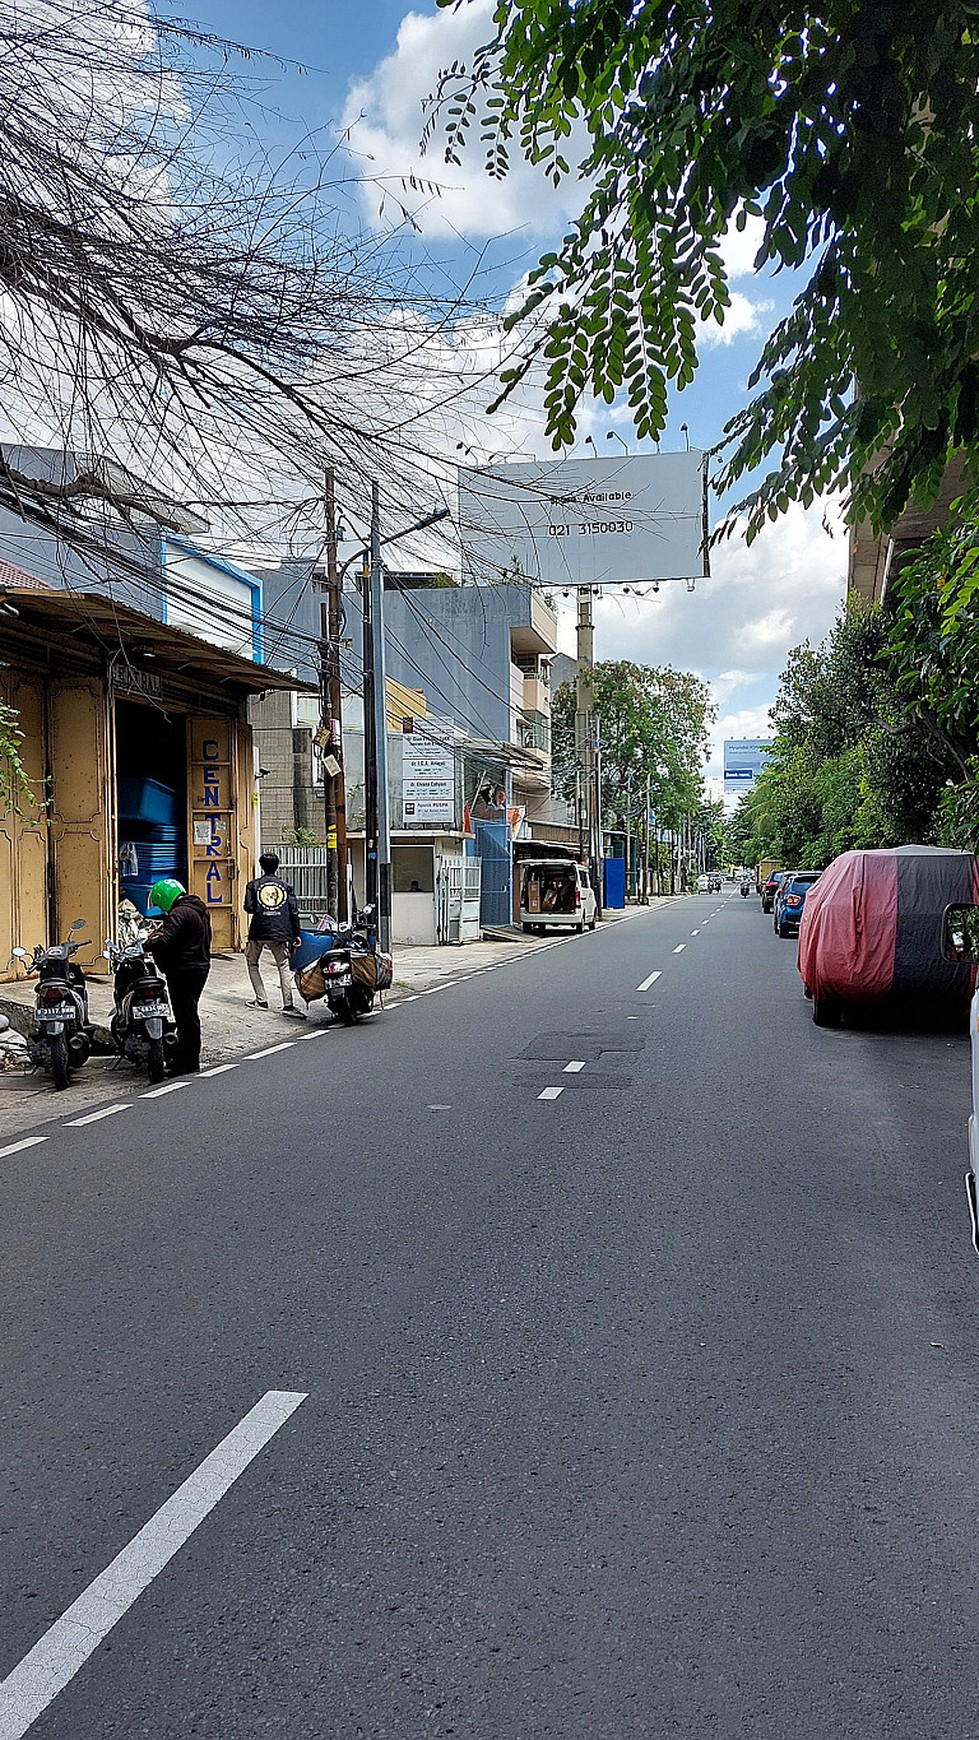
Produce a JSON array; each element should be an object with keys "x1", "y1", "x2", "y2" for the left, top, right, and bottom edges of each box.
[
  {"x1": 368, "y1": 482, "x2": 393, "y2": 953},
  {"x1": 575, "y1": 585, "x2": 602, "y2": 912},
  {"x1": 321, "y1": 468, "x2": 348, "y2": 921},
  {"x1": 644, "y1": 770, "x2": 652, "y2": 903},
  {"x1": 625, "y1": 773, "x2": 632, "y2": 903},
  {"x1": 361, "y1": 547, "x2": 376, "y2": 919}
]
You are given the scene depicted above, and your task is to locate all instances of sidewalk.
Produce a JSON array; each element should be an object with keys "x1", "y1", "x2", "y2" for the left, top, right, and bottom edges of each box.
[{"x1": 0, "y1": 903, "x2": 658, "y2": 1143}]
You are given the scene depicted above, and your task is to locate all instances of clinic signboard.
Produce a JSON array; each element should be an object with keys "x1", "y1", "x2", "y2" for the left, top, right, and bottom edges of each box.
[
  {"x1": 723, "y1": 739, "x2": 772, "y2": 794},
  {"x1": 458, "y1": 452, "x2": 708, "y2": 587},
  {"x1": 402, "y1": 721, "x2": 457, "y2": 827}
]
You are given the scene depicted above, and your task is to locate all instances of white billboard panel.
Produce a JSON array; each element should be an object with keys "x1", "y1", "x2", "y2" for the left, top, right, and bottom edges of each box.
[
  {"x1": 458, "y1": 452, "x2": 707, "y2": 587},
  {"x1": 723, "y1": 739, "x2": 772, "y2": 793}
]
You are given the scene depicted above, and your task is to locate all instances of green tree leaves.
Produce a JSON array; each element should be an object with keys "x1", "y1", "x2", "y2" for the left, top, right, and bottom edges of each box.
[
  {"x1": 432, "y1": 0, "x2": 979, "y2": 535},
  {"x1": 732, "y1": 599, "x2": 958, "y2": 865},
  {"x1": 550, "y1": 657, "x2": 714, "y2": 827}
]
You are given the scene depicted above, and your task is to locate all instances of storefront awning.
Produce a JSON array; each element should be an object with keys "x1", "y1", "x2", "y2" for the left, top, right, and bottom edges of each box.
[{"x1": 0, "y1": 586, "x2": 316, "y2": 694}]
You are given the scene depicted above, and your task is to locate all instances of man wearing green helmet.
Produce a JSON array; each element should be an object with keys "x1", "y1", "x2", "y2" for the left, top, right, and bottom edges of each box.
[{"x1": 146, "y1": 878, "x2": 212, "y2": 1074}]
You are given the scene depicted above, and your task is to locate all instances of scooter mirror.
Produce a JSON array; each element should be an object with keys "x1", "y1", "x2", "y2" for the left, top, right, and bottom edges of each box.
[
  {"x1": 11, "y1": 946, "x2": 27, "y2": 959},
  {"x1": 69, "y1": 918, "x2": 86, "y2": 932}
]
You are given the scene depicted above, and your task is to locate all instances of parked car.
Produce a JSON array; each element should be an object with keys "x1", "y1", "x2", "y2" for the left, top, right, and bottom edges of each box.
[
  {"x1": 773, "y1": 871, "x2": 821, "y2": 938},
  {"x1": 520, "y1": 858, "x2": 597, "y2": 934},
  {"x1": 798, "y1": 846, "x2": 979, "y2": 1026},
  {"x1": 761, "y1": 870, "x2": 786, "y2": 913}
]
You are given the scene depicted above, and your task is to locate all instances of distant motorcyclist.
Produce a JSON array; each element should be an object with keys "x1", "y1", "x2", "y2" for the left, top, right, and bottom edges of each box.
[
  {"x1": 740, "y1": 876, "x2": 751, "y2": 897},
  {"x1": 146, "y1": 878, "x2": 212, "y2": 1074}
]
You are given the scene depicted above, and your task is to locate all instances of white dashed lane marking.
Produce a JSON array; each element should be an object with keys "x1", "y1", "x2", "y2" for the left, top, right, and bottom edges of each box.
[
  {"x1": 141, "y1": 1082, "x2": 188, "y2": 1099},
  {"x1": 564, "y1": 1060, "x2": 586, "y2": 1074},
  {"x1": 636, "y1": 970, "x2": 662, "y2": 992},
  {"x1": 245, "y1": 1042, "x2": 296, "y2": 1060},
  {"x1": 0, "y1": 1136, "x2": 47, "y2": 1159},
  {"x1": 538, "y1": 1087, "x2": 564, "y2": 1101},
  {"x1": 65, "y1": 1104, "x2": 131, "y2": 1128},
  {"x1": 673, "y1": 944, "x2": 686, "y2": 954},
  {"x1": 200, "y1": 1063, "x2": 238, "y2": 1077},
  {"x1": 0, "y1": 1390, "x2": 308, "y2": 1740}
]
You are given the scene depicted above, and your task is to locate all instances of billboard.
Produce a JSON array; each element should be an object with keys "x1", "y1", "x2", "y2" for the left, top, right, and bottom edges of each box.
[
  {"x1": 723, "y1": 739, "x2": 773, "y2": 794},
  {"x1": 458, "y1": 452, "x2": 707, "y2": 587}
]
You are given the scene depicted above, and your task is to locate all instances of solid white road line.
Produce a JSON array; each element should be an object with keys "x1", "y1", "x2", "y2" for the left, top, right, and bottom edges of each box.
[
  {"x1": 140, "y1": 1082, "x2": 188, "y2": 1099},
  {"x1": 245, "y1": 1042, "x2": 296, "y2": 1060},
  {"x1": 636, "y1": 970, "x2": 662, "y2": 992},
  {"x1": 0, "y1": 1389, "x2": 307, "y2": 1740},
  {"x1": 673, "y1": 944, "x2": 686, "y2": 953},
  {"x1": 0, "y1": 1136, "x2": 47, "y2": 1159},
  {"x1": 538, "y1": 1087, "x2": 564, "y2": 1100},
  {"x1": 65, "y1": 1104, "x2": 131, "y2": 1128},
  {"x1": 200, "y1": 1063, "x2": 238, "y2": 1077},
  {"x1": 564, "y1": 1060, "x2": 586, "y2": 1073}
]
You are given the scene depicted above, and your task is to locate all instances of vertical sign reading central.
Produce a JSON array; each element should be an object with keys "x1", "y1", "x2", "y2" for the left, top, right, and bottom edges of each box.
[{"x1": 188, "y1": 718, "x2": 235, "y2": 951}]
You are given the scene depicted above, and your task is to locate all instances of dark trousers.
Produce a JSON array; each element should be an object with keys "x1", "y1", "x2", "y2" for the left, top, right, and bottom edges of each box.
[{"x1": 166, "y1": 966, "x2": 209, "y2": 1071}]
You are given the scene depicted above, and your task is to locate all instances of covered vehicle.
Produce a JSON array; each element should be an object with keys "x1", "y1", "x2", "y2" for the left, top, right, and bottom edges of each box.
[{"x1": 798, "y1": 846, "x2": 979, "y2": 1026}]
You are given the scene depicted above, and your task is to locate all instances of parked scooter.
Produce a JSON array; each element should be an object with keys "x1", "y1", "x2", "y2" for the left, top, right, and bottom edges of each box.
[
  {"x1": 294, "y1": 904, "x2": 393, "y2": 1024},
  {"x1": 103, "y1": 931, "x2": 176, "y2": 1083},
  {"x1": 11, "y1": 919, "x2": 94, "y2": 1090}
]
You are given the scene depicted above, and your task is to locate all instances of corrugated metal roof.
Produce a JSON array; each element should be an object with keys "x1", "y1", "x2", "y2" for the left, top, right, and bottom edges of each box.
[{"x1": 0, "y1": 586, "x2": 314, "y2": 694}]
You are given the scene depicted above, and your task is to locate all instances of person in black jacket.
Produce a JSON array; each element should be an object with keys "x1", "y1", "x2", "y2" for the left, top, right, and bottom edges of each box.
[
  {"x1": 146, "y1": 878, "x2": 212, "y2": 1074},
  {"x1": 243, "y1": 851, "x2": 303, "y2": 1017}
]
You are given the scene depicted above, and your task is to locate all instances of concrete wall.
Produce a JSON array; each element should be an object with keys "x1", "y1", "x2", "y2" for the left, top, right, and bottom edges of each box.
[{"x1": 342, "y1": 582, "x2": 554, "y2": 744}]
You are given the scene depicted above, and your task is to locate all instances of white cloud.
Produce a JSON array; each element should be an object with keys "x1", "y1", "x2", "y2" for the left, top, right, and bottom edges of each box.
[
  {"x1": 708, "y1": 702, "x2": 777, "y2": 776},
  {"x1": 588, "y1": 497, "x2": 845, "y2": 786},
  {"x1": 342, "y1": 1, "x2": 586, "y2": 239},
  {"x1": 700, "y1": 289, "x2": 774, "y2": 349},
  {"x1": 719, "y1": 211, "x2": 767, "y2": 280}
]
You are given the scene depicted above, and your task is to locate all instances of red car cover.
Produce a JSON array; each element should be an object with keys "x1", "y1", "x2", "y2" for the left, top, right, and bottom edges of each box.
[{"x1": 797, "y1": 846, "x2": 979, "y2": 1003}]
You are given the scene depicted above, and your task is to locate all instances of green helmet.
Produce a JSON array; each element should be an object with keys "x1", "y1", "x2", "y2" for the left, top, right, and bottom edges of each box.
[{"x1": 147, "y1": 877, "x2": 185, "y2": 915}]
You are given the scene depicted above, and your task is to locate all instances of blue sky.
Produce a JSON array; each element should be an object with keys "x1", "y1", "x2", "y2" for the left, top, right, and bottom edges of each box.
[{"x1": 183, "y1": 0, "x2": 845, "y2": 788}]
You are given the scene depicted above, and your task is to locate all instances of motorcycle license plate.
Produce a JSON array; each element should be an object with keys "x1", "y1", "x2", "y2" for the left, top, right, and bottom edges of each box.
[
  {"x1": 40, "y1": 1005, "x2": 74, "y2": 1021},
  {"x1": 135, "y1": 1001, "x2": 169, "y2": 1018},
  {"x1": 330, "y1": 973, "x2": 352, "y2": 989}
]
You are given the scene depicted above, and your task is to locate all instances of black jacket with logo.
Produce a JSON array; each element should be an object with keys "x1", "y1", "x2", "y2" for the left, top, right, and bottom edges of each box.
[
  {"x1": 244, "y1": 874, "x2": 300, "y2": 944},
  {"x1": 148, "y1": 893, "x2": 212, "y2": 975}
]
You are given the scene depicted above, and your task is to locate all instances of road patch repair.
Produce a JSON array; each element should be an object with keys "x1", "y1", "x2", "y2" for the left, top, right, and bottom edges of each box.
[{"x1": 0, "y1": 907, "x2": 657, "y2": 1144}]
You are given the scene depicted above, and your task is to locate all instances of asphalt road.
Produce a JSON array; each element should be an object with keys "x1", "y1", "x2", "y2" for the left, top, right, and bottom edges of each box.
[{"x1": 1, "y1": 891, "x2": 978, "y2": 1739}]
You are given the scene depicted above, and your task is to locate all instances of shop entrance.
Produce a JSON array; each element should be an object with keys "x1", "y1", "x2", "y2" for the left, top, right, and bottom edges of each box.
[{"x1": 115, "y1": 698, "x2": 187, "y2": 917}]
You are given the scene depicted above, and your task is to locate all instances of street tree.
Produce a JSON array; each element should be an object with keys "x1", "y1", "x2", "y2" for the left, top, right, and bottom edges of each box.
[
  {"x1": 884, "y1": 504, "x2": 979, "y2": 845},
  {"x1": 427, "y1": 0, "x2": 979, "y2": 534},
  {"x1": 736, "y1": 602, "x2": 957, "y2": 866},
  {"x1": 551, "y1": 658, "x2": 713, "y2": 831}
]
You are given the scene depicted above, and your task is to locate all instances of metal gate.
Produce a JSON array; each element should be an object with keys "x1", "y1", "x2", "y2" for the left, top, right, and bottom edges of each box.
[
  {"x1": 473, "y1": 821, "x2": 511, "y2": 928},
  {"x1": 438, "y1": 857, "x2": 482, "y2": 943}
]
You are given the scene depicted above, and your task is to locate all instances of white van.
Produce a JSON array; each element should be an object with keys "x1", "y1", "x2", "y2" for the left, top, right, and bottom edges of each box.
[{"x1": 520, "y1": 858, "x2": 598, "y2": 934}]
